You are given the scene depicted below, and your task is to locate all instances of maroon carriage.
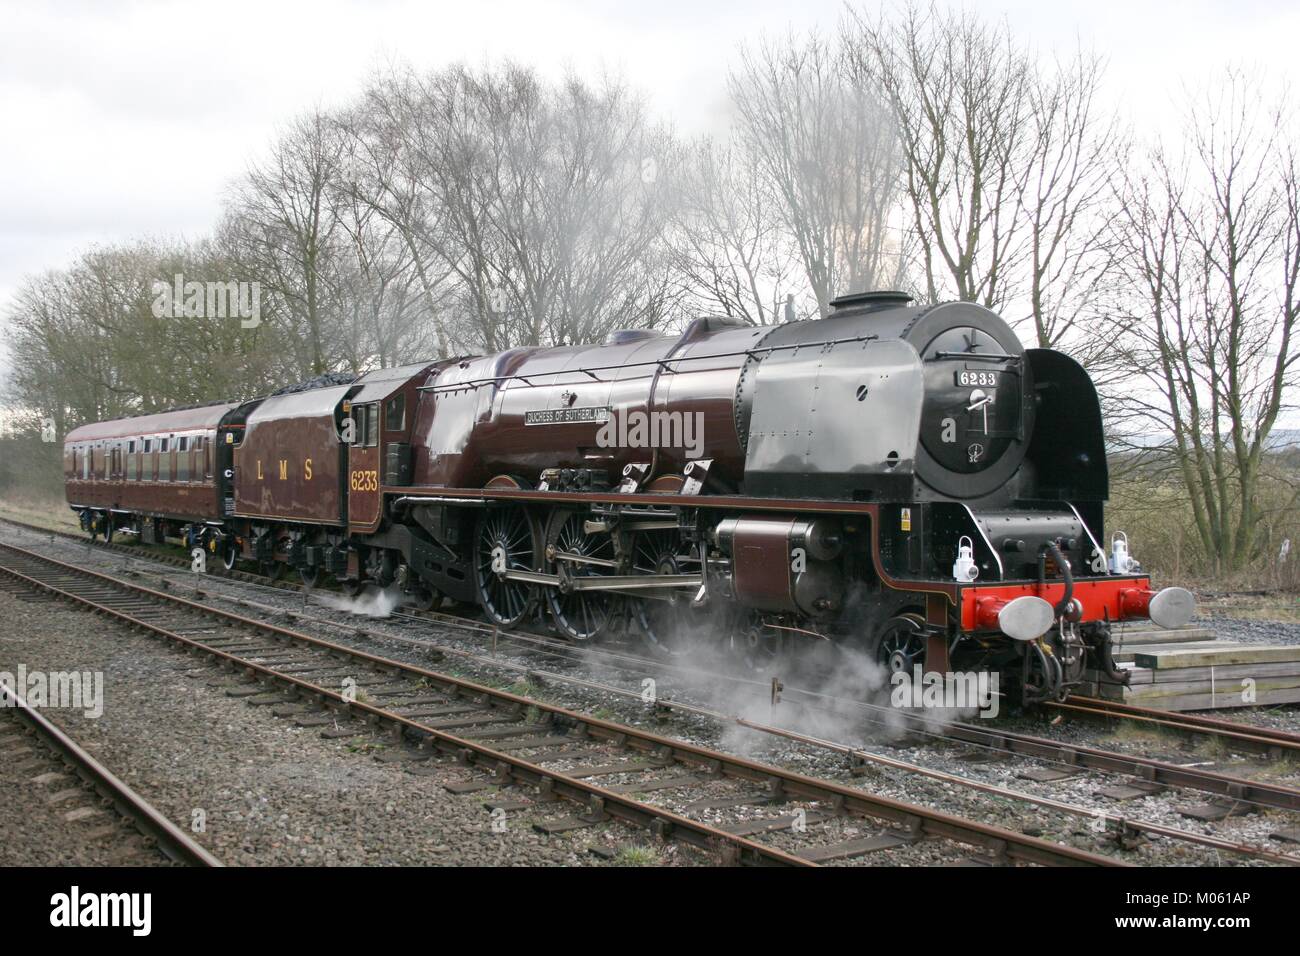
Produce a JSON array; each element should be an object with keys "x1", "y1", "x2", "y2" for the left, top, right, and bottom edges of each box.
[{"x1": 64, "y1": 402, "x2": 240, "y2": 543}]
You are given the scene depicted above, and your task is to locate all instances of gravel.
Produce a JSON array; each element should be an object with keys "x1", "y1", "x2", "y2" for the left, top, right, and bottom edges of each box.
[{"x1": 1195, "y1": 615, "x2": 1300, "y2": 646}]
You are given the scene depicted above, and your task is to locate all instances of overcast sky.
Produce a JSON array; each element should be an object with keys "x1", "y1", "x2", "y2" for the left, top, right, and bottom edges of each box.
[{"x1": 2, "y1": 0, "x2": 1298, "y2": 378}]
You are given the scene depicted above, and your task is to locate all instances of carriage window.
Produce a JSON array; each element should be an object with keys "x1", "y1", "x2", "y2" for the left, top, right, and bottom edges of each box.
[
  {"x1": 82, "y1": 446, "x2": 90, "y2": 480},
  {"x1": 143, "y1": 438, "x2": 152, "y2": 452},
  {"x1": 177, "y1": 439, "x2": 190, "y2": 481},
  {"x1": 161, "y1": 437, "x2": 169, "y2": 452},
  {"x1": 127, "y1": 442, "x2": 137, "y2": 480},
  {"x1": 178, "y1": 437, "x2": 188, "y2": 452},
  {"x1": 385, "y1": 394, "x2": 406, "y2": 431}
]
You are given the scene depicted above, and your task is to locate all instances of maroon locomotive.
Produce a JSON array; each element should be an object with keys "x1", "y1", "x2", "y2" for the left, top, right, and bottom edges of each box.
[{"x1": 64, "y1": 291, "x2": 1193, "y2": 703}]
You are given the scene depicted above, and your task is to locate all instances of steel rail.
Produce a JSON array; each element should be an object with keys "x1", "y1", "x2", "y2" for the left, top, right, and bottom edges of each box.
[
  {"x1": 0, "y1": 682, "x2": 222, "y2": 867},
  {"x1": 0, "y1": 540, "x2": 1119, "y2": 867},
  {"x1": 1051, "y1": 697, "x2": 1300, "y2": 756},
  {"x1": 905, "y1": 712, "x2": 1300, "y2": 813},
  {"x1": 737, "y1": 718, "x2": 1300, "y2": 865}
]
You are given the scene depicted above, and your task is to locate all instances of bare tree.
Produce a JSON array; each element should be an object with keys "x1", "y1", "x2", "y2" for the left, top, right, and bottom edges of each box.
[
  {"x1": 332, "y1": 172, "x2": 436, "y2": 370},
  {"x1": 346, "y1": 64, "x2": 680, "y2": 352},
  {"x1": 337, "y1": 85, "x2": 458, "y2": 357},
  {"x1": 729, "y1": 31, "x2": 904, "y2": 318},
  {"x1": 1017, "y1": 47, "x2": 1126, "y2": 354},
  {"x1": 846, "y1": 1, "x2": 1124, "y2": 361},
  {"x1": 670, "y1": 138, "x2": 808, "y2": 325},
  {"x1": 3, "y1": 239, "x2": 283, "y2": 442},
  {"x1": 845, "y1": 2, "x2": 1032, "y2": 310},
  {"x1": 226, "y1": 110, "x2": 348, "y2": 376},
  {"x1": 1108, "y1": 71, "x2": 1300, "y2": 573}
]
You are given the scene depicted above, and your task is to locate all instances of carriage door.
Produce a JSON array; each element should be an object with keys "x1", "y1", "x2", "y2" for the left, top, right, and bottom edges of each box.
[{"x1": 347, "y1": 403, "x2": 382, "y2": 531}]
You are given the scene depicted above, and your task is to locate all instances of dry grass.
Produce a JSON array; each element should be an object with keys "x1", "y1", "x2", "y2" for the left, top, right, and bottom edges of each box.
[
  {"x1": 0, "y1": 491, "x2": 79, "y2": 533},
  {"x1": 1198, "y1": 602, "x2": 1300, "y2": 624},
  {"x1": 1103, "y1": 719, "x2": 1170, "y2": 750},
  {"x1": 613, "y1": 845, "x2": 661, "y2": 866},
  {"x1": 1107, "y1": 467, "x2": 1300, "y2": 598},
  {"x1": 1252, "y1": 752, "x2": 1300, "y2": 783}
]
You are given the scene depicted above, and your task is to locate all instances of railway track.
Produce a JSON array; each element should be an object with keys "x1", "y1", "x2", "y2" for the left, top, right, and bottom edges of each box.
[
  {"x1": 1046, "y1": 697, "x2": 1300, "y2": 758},
  {"x1": 63, "y1": 554, "x2": 1300, "y2": 860},
  {"x1": 5, "y1": 516, "x2": 1300, "y2": 862},
  {"x1": 904, "y1": 710, "x2": 1300, "y2": 813},
  {"x1": 0, "y1": 680, "x2": 221, "y2": 867},
  {"x1": 0, "y1": 538, "x2": 1122, "y2": 867}
]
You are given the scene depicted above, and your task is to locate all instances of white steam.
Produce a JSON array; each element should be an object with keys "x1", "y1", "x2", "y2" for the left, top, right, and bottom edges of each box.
[{"x1": 317, "y1": 583, "x2": 404, "y2": 618}]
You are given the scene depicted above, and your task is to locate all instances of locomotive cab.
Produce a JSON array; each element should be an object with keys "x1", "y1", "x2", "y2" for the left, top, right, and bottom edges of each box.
[{"x1": 341, "y1": 361, "x2": 438, "y2": 535}]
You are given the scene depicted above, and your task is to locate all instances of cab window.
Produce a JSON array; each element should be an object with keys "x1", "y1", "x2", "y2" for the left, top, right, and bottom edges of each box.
[
  {"x1": 385, "y1": 394, "x2": 406, "y2": 432},
  {"x1": 352, "y1": 404, "x2": 379, "y2": 447}
]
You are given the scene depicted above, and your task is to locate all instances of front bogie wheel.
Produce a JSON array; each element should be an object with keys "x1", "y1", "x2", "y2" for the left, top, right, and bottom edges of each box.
[{"x1": 876, "y1": 612, "x2": 928, "y2": 679}]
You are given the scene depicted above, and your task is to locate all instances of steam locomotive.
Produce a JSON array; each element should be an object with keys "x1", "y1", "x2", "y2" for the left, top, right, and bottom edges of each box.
[{"x1": 63, "y1": 291, "x2": 1193, "y2": 704}]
